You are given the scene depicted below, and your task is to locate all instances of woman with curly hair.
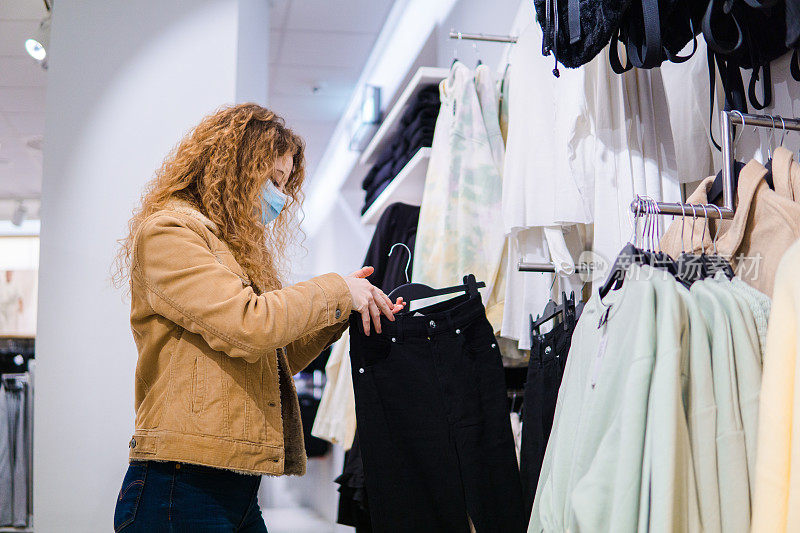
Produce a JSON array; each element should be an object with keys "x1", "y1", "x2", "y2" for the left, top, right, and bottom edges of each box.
[{"x1": 112, "y1": 103, "x2": 403, "y2": 532}]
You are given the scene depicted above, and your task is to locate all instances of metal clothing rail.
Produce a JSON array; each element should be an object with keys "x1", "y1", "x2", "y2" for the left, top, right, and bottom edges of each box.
[
  {"x1": 518, "y1": 261, "x2": 593, "y2": 274},
  {"x1": 631, "y1": 110, "x2": 800, "y2": 219},
  {"x1": 449, "y1": 30, "x2": 518, "y2": 43}
]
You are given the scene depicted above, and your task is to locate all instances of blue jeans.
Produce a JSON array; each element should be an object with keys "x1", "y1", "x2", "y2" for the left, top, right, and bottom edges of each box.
[{"x1": 114, "y1": 461, "x2": 267, "y2": 532}]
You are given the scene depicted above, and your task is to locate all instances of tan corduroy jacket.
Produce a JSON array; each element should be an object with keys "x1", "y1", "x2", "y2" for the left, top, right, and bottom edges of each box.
[
  {"x1": 660, "y1": 153, "x2": 800, "y2": 296},
  {"x1": 127, "y1": 199, "x2": 352, "y2": 475}
]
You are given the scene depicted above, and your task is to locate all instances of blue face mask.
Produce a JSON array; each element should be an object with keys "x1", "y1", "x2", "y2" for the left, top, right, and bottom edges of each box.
[{"x1": 262, "y1": 181, "x2": 288, "y2": 225}]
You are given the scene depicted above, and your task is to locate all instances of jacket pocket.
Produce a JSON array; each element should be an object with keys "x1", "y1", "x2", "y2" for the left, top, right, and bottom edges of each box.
[
  {"x1": 191, "y1": 355, "x2": 206, "y2": 413},
  {"x1": 160, "y1": 332, "x2": 231, "y2": 438},
  {"x1": 114, "y1": 462, "x2": 147, "y2": 531}
]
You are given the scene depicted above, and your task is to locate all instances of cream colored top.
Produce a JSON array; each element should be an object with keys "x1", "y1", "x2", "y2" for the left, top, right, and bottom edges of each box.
[
  {"x1": 752, "y1": 241, "x2": 800, "y2": 531},
  {"x1": 311, "y1": 330, "x2": 356, "y2": 450}
]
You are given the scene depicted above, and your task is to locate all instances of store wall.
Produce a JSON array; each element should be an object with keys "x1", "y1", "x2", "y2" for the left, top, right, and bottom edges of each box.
[{"x1": 34, "y1": 1, "x2": 267, "y2": 530}]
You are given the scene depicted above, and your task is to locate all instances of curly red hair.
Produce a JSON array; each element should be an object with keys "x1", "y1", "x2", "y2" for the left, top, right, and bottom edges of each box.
[{"x1": 114, "y1": 103, "x2": 305, "y2": 292}]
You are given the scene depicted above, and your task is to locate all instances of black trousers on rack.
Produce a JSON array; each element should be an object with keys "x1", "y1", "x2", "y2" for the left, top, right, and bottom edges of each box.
[
  {"x1": 519, "y1": 322, "x2": 573, "y2": 519},
  {"x1": 349, "y1": 294, "x2": 526, "y2": 533}
]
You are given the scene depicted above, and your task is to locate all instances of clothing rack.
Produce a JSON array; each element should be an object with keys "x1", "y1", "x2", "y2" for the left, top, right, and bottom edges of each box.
[
  {"x1": 517, "y1": 261, "x2": 593, "y2": 274},
  {"x1": 0, "y1": 369, "x2": 32, "y2": 529},
  {"x1": 630, "y1": 110, "x2": 800, "y2": 219},
  {"x1": 448, "y1": 30, "x2": 518, "y2": 43}
]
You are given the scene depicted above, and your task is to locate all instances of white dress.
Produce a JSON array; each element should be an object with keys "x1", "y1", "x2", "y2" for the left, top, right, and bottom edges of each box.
[
  {"x1": 571, "y1": 44, "x2": 682, "y2": 268},
  {"x1": 499, "y1": 10, "x2": 681, "y2": 349}
]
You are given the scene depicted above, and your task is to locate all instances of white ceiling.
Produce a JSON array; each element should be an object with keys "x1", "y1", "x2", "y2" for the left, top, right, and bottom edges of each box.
[
  {"x1": 0, "y1": 0, "x2": 47, "y2": 207},
  {"x1": 0, "y1": 0, "x2": 394, "y2": 219},
  {"x1": 269, "y1": 0, "x2": 394, "y2": 179}
]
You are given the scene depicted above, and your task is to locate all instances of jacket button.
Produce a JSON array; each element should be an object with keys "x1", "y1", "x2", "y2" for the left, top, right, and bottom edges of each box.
[
  {"x1": 335, "y1": 309, "x2": 342, "y2": 319},
  {"x1": 268, "y1": 402, "x2": 276, "y2": 407},
  {"x1": 129, "y1": 437, "x2": 136, "y2": 449}
]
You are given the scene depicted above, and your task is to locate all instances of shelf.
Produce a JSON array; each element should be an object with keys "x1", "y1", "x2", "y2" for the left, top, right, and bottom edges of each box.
[
  {"x1": 359, "y1": 66, "x2": 449, "y2": 166},
  {"x1": 360, "y1": 148, "x2": 431, "y2": 225}
]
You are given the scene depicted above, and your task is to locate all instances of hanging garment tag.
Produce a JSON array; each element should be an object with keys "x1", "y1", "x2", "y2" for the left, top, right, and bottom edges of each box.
[{"x1": 590, "y1": 328, "x2": 609, "y2": 390}]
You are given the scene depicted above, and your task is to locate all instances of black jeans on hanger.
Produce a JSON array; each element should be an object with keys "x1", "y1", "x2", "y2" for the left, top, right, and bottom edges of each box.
[
  {"x1": 349, "y1": 294, "x2": 526, "y2": 533},
  {"x1": 519, "y1": 319, "x2": 574, "y2": 519}
]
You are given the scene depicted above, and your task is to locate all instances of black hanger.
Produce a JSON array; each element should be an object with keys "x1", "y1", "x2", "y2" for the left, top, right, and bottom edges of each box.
[
  {"x1": 709, "y1": 160, "x2": 745, "y2": 203},
  {"x1": 708, "y1": 159, "x2": 775, "y2": 204},
  {"x1": 709, "y1": 112, "x2": 778, "y2": 203},
  {"x1": 530, "y1": 291, "x2": 576, "y2": 335},
  {"x1": 598, "y1": 243, "x2": 646, "y2": 298},
  {"x1": 599, "y1": 195, "x2": 679, "y2": 297},
  {"x1": 388, "y1": 274, "x2": 484, "y2": 310}
]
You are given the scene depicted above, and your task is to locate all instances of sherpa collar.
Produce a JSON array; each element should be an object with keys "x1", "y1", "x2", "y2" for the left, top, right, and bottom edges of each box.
[{"x1": 165, "y1": 198, "x2": 221, "y2": 236}]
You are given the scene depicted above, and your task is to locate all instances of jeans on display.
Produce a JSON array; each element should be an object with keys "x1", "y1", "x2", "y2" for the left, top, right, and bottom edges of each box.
[
  {"x1": 350, "y1": 294, "x2": 526, "y2": 533},
  {"x1": 519, "y1": 321, "x2": 574, "y2": 519},
  {"x1": 114, "y1": 461, "x2": 267, "y2": 532},
  {"x1": 0, "y1": 380, "x2": 28, "y2": 527}
]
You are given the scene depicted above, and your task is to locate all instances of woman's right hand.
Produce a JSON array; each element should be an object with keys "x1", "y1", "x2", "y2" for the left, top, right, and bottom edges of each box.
[{"x1": 344, "y1": 266, "x2": 404, "y2": 336}]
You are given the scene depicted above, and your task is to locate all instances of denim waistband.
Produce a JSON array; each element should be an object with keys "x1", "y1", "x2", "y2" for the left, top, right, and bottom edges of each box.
[{"x1": 353, "y1": 294, "x2": 487, "y2": 342}]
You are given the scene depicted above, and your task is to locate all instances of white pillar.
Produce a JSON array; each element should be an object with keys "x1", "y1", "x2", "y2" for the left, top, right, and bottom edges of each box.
[{"x1": 34, "y1": 1, "x2": 268, "y2": 530}]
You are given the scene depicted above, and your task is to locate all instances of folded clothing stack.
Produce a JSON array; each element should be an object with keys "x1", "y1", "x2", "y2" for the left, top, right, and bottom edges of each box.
[{"x1": 361, "y1": 85, "x2": 440, "y2": 214}]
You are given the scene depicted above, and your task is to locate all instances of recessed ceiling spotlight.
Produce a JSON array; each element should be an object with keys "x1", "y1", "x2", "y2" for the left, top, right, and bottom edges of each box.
[
  {"x1": 25, "y1": 13, "x2": 51, "y2": 68},
  {"x1": 310, "y1": 82, "x2": 328, "y2": 95}
]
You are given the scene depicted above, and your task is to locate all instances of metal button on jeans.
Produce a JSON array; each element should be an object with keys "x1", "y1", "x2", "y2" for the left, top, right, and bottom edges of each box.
[{"x1": 359, "y1": 368, "x2": 365, "y2": 374}]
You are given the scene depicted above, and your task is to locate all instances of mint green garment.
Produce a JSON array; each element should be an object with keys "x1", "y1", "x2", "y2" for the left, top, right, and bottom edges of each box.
[
  {"x1": 705, "y1": 278, "x2": 763, "y2": 493},
  {"x1": 691, "y1": 282, "x2": 751, "y2": 533},
  {"x1": 727, "y1": 277, "x2": 771, "y2": 356},
  {"x1": 639, "y1": 271, "x2": 701, "y2": 533},
  {"x1": 531, "y1": 266, "x2": 658, "y2": 532},
  {"x1": 674, "y1": 283, "x2": 721, "y2": 533}
]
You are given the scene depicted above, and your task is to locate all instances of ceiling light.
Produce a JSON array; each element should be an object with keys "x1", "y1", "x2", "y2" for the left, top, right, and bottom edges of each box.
[
  {"x1": 25, "y1": 14, "x2": 51, "y2": 64},
  {"x1": 11, "y1": 201, "x2": 27, "y2": 227}
]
